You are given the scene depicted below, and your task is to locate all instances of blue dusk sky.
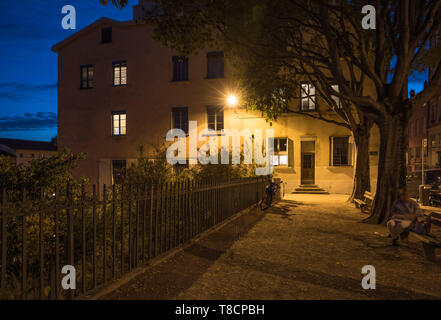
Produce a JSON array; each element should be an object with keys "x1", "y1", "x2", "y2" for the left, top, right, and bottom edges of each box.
[
  {"x1": 0, "y1": 0, "x2": 137, "y2": 142},
  {"x1": 0, "y1": 1, "x2": 428, "y2": 142}
]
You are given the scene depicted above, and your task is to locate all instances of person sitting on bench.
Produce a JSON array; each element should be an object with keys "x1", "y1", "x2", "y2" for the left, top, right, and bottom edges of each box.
[{"x1": 387, "y1": 188, "x2": 426, "y2": 246}]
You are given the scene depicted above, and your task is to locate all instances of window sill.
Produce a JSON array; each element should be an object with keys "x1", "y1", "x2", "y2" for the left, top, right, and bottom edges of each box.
[
  {"x1": 327, "y1": 165, "x2": 353, "y2": 168},
  {"x1": 79, "y1": 87, "x2": 94, "y2": 90},
  {"x1": 112, "y1": 134, "x2": 127, "y2": 137},
  {"x1": 205, "y1": 76, "x2": 225, "y2": 80},
  {"x1": 202, "y1": 131, "x2": 225, "y2": 136},
  {"x1": 112, "y1": 84, "x2": 128, "y2": 87},
  {"x1": 171, "y1": 80, "x2": 190, "y2": 83}
]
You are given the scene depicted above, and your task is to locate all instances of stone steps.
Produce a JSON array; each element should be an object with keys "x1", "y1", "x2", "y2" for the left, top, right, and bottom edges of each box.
[{"x1": 292, "y1": 185, "x2": 329, "y2": 194}]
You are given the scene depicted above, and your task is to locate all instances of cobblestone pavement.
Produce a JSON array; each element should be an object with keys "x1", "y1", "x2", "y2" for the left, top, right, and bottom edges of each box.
[{"x1": 103, "y1": 194, "x2": 441, "y2": 300}]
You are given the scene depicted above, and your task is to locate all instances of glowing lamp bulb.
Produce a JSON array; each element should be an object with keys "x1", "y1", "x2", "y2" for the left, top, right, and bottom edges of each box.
[{"x1": 227, "y1": 95, "x2": 238, "y2": 107}]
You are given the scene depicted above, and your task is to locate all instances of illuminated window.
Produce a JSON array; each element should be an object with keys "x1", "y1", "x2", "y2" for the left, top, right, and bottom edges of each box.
[
  {"x1": 207, "y1": 106, "x2": 224, "y2": 131},
  {"x1": 112, "y1": 111, "x2": 126, "y2": 136},
  {"x1": 331, "y1": 84, "x2": 342, "y2": 108},
  {"x1": 113, "y1": 61, "x2": 127, "y2": 86},
  {"x1": 172, "y1": 107, "x2": 189, "y2": 134},
  {"x1": 172, "y1": 56, "x2": 189, "y2": 81},
  {"x1": 271, "y1": 138, "x2": 289, "y2": 166},
  {"x1": 207, "y1": 51, "x2": 224, "y2": 79},
  {"x1": 301, "y1": 82, "x2": 316, "y2": 111},
  {"x1": 80, "y1": 65, "x2": 93, "y2": 89}
]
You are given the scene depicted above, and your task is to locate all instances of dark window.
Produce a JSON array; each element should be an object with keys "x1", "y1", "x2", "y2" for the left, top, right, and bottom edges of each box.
[
  {"x1": 207, "y1": 51, "x2": 224, "y2": 79},
  {"x1": 332, "y1": 137, "x2": 349, "y2": 166},
  {"x1": 172, "y1": 107, "x2": 189, "y2": 134},
  {"x1": 207, "y1": 106, "x2": 224, "y2": 131},
  {"x1": 102, "y1": 27, "x2": 112, "y2": 43},
  {"x1": 80, "y1": 65, "x2": 94, "y2": 89},
  {"x1": 172, "y1": 56, "x2": 189, "y2": 81},
  {"x1": 113, "y1": 61, "x2": 127, "y2": 86},
  {"x1": 112, "y1": 111, "x2": 126, "y2": 136},
  {"x1": 274, "y1": 138, "x2": 287, "y2": 152},
  {"x1": 301, "y1": 82, "x2": 316, "y2": 111},
  {"x1": 112, "y1": 160, "x2": 126, "y2": 184}
]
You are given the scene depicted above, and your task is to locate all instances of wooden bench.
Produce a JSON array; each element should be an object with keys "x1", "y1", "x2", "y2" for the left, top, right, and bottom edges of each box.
[
  {"x1": 411, "y1": 212, "x2": 441, "y2": 261},
  {"x1": 354, "y1": 191, "x2": 374, "y2": 213}
]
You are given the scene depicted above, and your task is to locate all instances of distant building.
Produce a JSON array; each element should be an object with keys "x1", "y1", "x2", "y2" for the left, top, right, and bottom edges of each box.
[
  {"x1": 426, "y1": 27, "x2": 441, "y2": 169},
  {"x1": 407, "y1": 89, "x2": 428, "y2": 174},
  {"x1": 0, "y1": 138, "x2": 57, "y2": 166}
]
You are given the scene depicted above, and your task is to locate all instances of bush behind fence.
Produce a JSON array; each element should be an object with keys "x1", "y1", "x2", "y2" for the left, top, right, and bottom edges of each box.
[{"x1": 0, "y1": 177, "x2": 269, "y2": 299}]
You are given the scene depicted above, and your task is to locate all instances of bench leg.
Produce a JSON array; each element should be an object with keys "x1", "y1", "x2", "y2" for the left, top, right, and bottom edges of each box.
[{"x1": 422, "y1": 242, "x2": 437, "y2": 262}]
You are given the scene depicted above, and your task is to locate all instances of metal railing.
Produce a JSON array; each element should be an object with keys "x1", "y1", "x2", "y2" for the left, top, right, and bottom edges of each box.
[{"x1": 0, "y1": 177, "x2": 269, "y2": 299}]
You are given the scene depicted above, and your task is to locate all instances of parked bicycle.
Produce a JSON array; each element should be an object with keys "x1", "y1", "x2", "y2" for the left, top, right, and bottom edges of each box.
[{"x1": 260, "y1": 181, "x2": 281, "y2": 210}]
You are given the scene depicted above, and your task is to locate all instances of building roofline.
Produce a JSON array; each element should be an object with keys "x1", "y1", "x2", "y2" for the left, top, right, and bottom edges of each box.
[
  {"x1": 51, "y1": 17, "x2": 135, "y2": 52},
  {"x1": 0, "y1": 143, "x2": 16, "y2": 157},
  {"x1": 0, "y1": 138, "x2": 57, "y2": 151}
]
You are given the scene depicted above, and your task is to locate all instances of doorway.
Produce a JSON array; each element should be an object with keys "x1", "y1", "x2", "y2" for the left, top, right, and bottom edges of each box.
[{"x1": 301, "y1": 141, "x2": 315, "y2": 185}]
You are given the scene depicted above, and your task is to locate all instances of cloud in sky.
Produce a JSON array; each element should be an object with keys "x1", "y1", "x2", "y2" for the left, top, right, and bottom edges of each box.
[
  {"x1": 0, "y1": 112, "x2": 57, "y2": 131},
  {"x1": 0, "y1": 82, "x2": 57, "y2": 101}
]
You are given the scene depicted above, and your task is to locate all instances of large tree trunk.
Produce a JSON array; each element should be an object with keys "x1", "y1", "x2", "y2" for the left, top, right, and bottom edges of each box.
[
  {"x1": 350, "y1": 120, "x2": 373, "y2": 201},
  {"x1": 365, "y1": 113, "x2": 409, "y2": 224}
]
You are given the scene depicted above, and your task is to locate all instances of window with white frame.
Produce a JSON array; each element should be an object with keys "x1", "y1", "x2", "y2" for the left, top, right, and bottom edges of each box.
[
  {"x1": 207, "y1": 106, "x2": 224, "y2": 131},
  {"x1": 330, "y1": 136, "x2": 351, "y2": 166},
  {"x1": 331, "y1": 84, "x2": 342, "y2": 108},
  {"x1": 301, "y1": 82, "x2": 316, "y2": 111},
  {"x1": 270, "y1": 138, "x2": 289, "y2": 166},
  {"x1": 112, "y1": 111, "x2": 126, "y2": 136},
  {"x1": 113, "y1": 61, "x2": 127, "y2": 86}
]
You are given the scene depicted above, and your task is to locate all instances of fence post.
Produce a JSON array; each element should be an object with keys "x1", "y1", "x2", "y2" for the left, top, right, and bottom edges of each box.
[
  {"x1": 112, "y1": 184, "x2": 116, "y2": 279},
  {"x1": 54, "y1": 186, "x2": 59, "y2": 299},
  {"x1": 103, "y1": 184, "x2": 107, "y2": 283},
  {"x1": 1, "y1": 189, "x2": 7, "y2": 291},
  {"x1": 66, "y1": 183, "x2": 73, "y2": 300},
  {"x1": 92, "y1": 184, "x2": 97, "y2": 288},
  {"x1": 120, "y1": 184, "x2": 124, "y2": 276},
  {"x1": 148, "y1": 181, "x2": 153, "y2": 260},
  {"x1": 39, "y1": 190, "x2": 44, "y2": 300},
  {"x1": 81, "y1": 184, "x2": 86, "y2": 294}
]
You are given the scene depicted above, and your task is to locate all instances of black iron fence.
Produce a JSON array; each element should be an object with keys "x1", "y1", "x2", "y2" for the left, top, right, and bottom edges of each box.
[{"x1": 0, "y1": 177, "x2": 269, "y2": 299}]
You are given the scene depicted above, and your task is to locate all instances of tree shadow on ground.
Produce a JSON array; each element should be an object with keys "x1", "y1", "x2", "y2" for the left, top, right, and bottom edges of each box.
[
  {"x1": 223, "y1": 254, "x2": 440, "y2": 299},
  {"x1": 102, "y1": 207, "x2": 267, "y2": 299},
  {"x1": 266, "y1": 200, "x2": 306, "y2": 220}
]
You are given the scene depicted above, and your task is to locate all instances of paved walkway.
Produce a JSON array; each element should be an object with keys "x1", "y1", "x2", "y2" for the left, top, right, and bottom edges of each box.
[{"x1": 102, "y1": 194, "x2": 441, "y2": 300}]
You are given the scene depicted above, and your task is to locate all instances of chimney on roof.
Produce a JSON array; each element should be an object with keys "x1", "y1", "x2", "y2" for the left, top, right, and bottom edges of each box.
[{"x1": 133, "y1": 0, "x2": 154, "y2": 21}]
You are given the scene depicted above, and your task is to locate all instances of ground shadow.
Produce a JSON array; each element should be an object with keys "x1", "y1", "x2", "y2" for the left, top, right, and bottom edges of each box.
[{"x1": 102, "y1": 207, "x2": 266, "y2": 299}]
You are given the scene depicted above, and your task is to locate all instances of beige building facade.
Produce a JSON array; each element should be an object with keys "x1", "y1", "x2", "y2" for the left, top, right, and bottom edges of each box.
[{"x1": 52, "y1": 4, "x2": 379, "y2": 194}]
